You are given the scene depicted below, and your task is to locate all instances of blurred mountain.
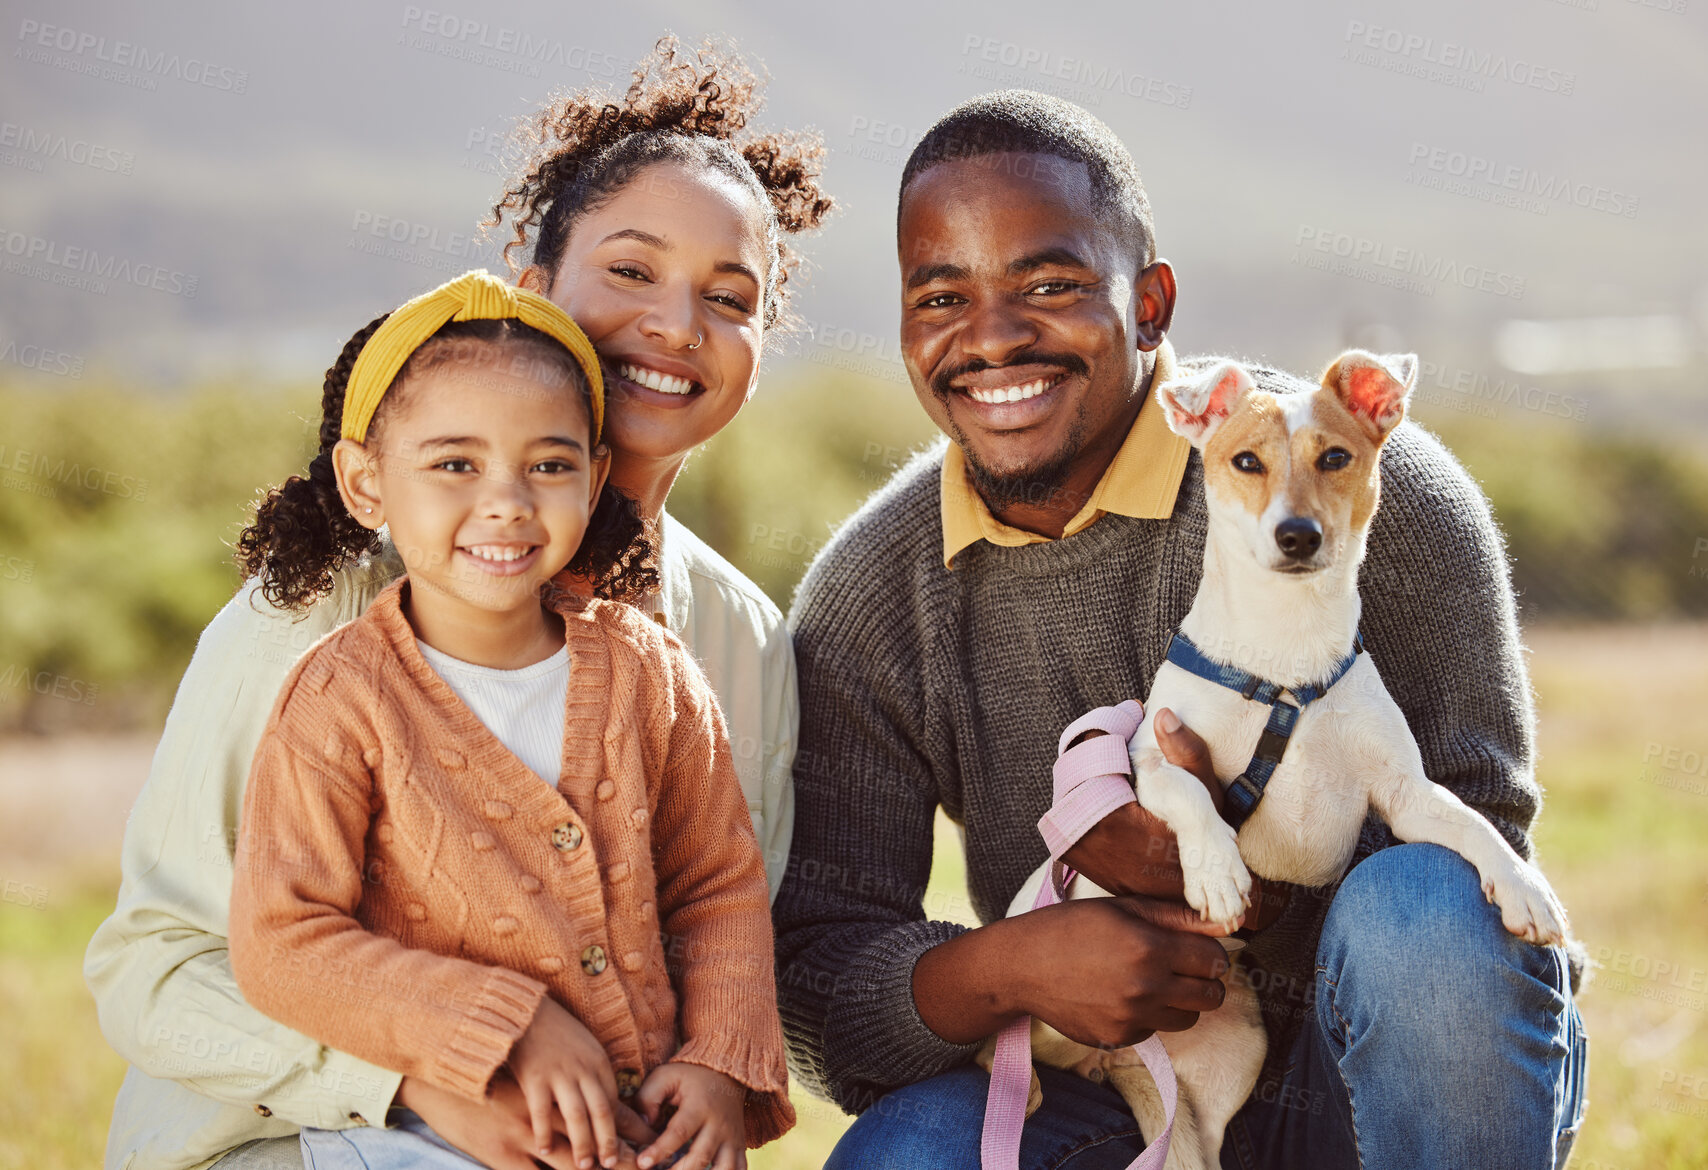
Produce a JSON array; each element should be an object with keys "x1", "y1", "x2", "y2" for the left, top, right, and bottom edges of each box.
[{"x1": 2, "y1": 0, "x2": 1704, "y2": 436}]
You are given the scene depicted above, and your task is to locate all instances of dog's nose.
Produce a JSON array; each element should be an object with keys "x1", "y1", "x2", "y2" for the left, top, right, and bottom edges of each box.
[{"x1": 1275, "y1": 517, "x2": 1323, "y2": 560}]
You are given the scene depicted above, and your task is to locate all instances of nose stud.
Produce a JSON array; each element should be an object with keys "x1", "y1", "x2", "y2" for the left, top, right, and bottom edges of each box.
[{"x1": 686, "y1": 332, "x2": 703, "y2": 350}]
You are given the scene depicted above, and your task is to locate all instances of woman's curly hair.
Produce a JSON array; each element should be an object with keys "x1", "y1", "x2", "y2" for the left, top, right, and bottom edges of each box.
[
  {"x1": 236, "y1": 317, "x2": 658, "y2": 611},
  {"x1": 486, "y1": 35, "x2": 834, "y2": 331}
]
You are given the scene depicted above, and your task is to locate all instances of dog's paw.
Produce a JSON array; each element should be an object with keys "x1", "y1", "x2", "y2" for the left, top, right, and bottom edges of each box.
[
  {"x1": 1179, "y1": 821, "x2": 1252, "y2": 931},
  {"x1": 1483, "y1": 861, "x2": 1568, "y2": 947}
]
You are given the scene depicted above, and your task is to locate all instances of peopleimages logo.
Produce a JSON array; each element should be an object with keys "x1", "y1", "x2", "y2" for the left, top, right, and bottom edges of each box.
[
  {"x1": 1341, "y1": 21, "x2": 1576, "y2": 96},
  {"x1": 14, "y1": 19, "x2": 250, "y2": 94},
  {"x1": 0, "y1": 444, "x2": 150, "y2": 502},
  {"x1": 1293, "y1": 226, "x2": 1526, "y2": 301},
  {"x1": 957, "y1": 35, "x2": 1192, "y2": 110},
  {"x1": 0, "y1": 122, "x2": 135, "y2": 175},
  {"x1": 0, "y1": 337, "x2": 85, "y2": 379},
  {"x1": 0, "y1": 228, "x2": 198, "y2": 298},
  {"x1": 397, "y1": 7, "x2": 621, "y2": 78},
  {"x1": 1407, "y1": 143, "x2": 1639, "y2": 218}
]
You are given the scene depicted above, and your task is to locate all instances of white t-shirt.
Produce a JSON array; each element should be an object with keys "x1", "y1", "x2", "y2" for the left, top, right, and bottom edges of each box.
[{"x1": 416, "y1": 641, "x2": 569, "y2": 786}]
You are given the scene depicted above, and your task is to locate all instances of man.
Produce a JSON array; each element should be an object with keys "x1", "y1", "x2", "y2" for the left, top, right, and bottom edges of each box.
[{"x1": 774, "y1": 90, "x2": 1587, "y2": 1170}]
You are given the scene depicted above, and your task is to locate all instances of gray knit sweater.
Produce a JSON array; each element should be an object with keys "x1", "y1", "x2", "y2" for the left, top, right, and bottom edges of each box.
[{"x1": 774, "y1": 357, "x2": 1547, "y2": 1114}]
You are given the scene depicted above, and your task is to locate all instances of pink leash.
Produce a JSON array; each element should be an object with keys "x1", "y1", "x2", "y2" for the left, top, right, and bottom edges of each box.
[{"x1": 979, "y1": 700, "x2": 1178, "y2": 1170}]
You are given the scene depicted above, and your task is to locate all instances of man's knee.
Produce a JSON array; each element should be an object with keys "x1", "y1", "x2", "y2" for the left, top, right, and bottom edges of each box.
[{"x1": 1319, "y1": 843, "x2": 1567, "y2": 1023}]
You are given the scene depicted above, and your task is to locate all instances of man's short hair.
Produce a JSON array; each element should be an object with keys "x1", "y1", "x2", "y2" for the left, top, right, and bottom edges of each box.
[{"x1": 898, "y1": 89, "x2": 1155, "y2": 267}]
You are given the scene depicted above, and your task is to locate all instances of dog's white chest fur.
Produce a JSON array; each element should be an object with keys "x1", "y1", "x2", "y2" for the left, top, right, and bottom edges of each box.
[{"x1": 1144, "y1": 653, "x2": 1396, "y2": 890}]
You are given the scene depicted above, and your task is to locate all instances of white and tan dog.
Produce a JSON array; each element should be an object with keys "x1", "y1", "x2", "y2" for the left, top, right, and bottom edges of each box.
[{"x1": 985, "y1": 350, "x2": 1567, "y2": 1170}]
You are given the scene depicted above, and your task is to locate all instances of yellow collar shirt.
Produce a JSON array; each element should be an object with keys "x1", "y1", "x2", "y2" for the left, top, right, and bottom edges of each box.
[{"x1": 940, "y1": 340, "x2": 1191, "y2": 568}]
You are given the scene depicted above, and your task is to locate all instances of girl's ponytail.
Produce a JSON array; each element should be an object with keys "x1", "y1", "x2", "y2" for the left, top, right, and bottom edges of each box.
[
  {"x1": 236, "y1": 313, "x2": 391, "y2": 611},
  {"x1": 571, "y1": 482, "x2": 657, "y2": 605}
]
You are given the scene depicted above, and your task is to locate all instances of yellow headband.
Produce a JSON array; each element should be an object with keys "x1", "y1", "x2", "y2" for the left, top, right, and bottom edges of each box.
[{"x1": 340, "y1": 269, "x2": 604, "y2": 443}]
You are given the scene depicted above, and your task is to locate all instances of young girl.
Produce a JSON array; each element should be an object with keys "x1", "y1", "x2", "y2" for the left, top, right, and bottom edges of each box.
[{"x1": 227, "y1": 269, "x2": 793, "y2": 1170}]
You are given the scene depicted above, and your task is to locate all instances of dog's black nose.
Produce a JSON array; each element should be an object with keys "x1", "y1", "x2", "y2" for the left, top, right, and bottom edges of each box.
[{"x1": 1275, "y1": 517, "x2": 1323, "y2": 559}]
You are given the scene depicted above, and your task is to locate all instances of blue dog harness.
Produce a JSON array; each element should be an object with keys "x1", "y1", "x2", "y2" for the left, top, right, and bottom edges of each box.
[{"x1": 1162, "y1": 630, "x2": 1364, "y2": 829}]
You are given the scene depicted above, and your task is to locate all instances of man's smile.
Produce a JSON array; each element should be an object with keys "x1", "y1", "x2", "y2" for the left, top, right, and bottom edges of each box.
[{"x1": 940, "y1": 361, "x2": 1082, "y2": 431}]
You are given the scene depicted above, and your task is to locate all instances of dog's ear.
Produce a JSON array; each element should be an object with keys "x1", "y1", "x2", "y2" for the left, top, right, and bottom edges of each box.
[
  {"x1": 1158, "y1": 361, "x2": 1254, "y2": 446},
  {"x1": 1322, "y1": 350, "x2": 1415, "y2": 443}
]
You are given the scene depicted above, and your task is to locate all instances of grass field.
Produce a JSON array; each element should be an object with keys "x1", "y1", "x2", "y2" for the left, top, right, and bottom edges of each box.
[{"x1": 2, "y1": 624, "x2": 1704, "y2": 1170}]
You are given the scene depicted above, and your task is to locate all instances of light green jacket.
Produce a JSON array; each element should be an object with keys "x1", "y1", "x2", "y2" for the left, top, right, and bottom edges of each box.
[{"x1": 84, "y1": 513, "x2": 797, "y2": 1170}]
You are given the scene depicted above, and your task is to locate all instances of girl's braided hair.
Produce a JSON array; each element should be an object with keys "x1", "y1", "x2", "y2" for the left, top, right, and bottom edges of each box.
[
  {"x1": 486, "y1": 35, "x2": 833, "y2": 330},
  {"x1": 237, "y1": 317, "x2": 657, "y2": 611}
]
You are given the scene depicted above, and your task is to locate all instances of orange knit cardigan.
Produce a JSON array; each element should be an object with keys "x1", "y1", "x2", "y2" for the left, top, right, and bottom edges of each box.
[{"x1": 229, "y1": 580, "x2": 793, "y2": 1145}]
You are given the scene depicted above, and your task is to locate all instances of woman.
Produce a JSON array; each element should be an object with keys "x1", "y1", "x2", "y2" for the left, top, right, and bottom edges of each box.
[{"x1": 83, "y1": 37, "x2": 831, "y2": 1170}]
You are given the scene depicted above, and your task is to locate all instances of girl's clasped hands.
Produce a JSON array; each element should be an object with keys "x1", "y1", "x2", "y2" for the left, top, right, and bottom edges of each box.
[{"x1": 509, "y1": 997, "x2": 750, "y2": 1170}]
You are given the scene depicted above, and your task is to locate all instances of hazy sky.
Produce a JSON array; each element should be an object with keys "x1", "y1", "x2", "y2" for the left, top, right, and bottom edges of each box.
[{"x1": 2, "y1": 0, "x2": 1703, "y2": 433}]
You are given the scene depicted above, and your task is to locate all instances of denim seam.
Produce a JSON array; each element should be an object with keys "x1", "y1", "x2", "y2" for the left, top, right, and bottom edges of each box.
[
  {"x1": 1317, "y1": 969, "x2": 1367, "y2": 1170},
  {"x1": 1039, "y1": 1120, "x2": 1149, "y2": 1170}
]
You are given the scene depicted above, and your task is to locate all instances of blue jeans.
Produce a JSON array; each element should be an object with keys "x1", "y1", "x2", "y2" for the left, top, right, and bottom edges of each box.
[
  {"x1": 300, "y1": 1110, "x2": 481, "y2": 1169},
  {"x1": 826, "y1": 844, "x2": 1589, "y2": 1170}
]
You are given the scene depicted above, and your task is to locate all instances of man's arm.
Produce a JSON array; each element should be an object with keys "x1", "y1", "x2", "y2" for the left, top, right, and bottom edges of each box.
[
  {"x1": 83, "y1": 573, "x2": 402, "y2": 1130},
  {"x1": 772, "y1": 557, "x2": 969, "y2": 1110},
  {"x1": 1358, "y1": 424, "x2": 1539, "y2": 852},
  {"x1": 775, "y1": 516, "x2": 1230, "y2": 1113}
]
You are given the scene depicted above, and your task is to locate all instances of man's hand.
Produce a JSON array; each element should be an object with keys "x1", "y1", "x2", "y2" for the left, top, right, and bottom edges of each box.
[
  {"x1": 398, "y1": 1071, "x2": 630, "y2": 1170},
  {"x1": 1014, "y1": 894, "x2": 1236, "y2": 1048},
  {"x1": 1062, "y1": 707, "x2": 1287, "y2": 931},
  {"x1": 912, "y1": 888, "x2": 1231, "y2": 1047}
]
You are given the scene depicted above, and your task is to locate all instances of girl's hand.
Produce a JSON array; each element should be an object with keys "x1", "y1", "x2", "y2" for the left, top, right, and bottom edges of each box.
[
  {"x1": 507, "y1": 996, "x2": 629, "y2": 1169},
  {"x1": 634, "y1": 1062, "x2": 748, "y2": 1170}
]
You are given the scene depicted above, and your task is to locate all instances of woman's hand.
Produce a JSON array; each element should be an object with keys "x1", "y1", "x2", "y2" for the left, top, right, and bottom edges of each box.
[
  {"x1": 507, "y1": 996, "x2": 630, "y2": 1169},
  {"x1": 634, "y1": 1062, "x2": 748, "y2": 1170},
  {"x1": 398, "y1": 1071, "x2": 586, "y2": 1170}
]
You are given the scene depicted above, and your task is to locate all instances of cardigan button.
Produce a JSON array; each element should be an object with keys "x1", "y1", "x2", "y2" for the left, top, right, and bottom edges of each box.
[
  {"x1": 616, "y1": 1068, "x2": 642, "y2": 1099},
  {"x1": 348, "y1": 1112, "x2": 367, "y2": 1125},
  {"x1": 253, "y1": 1104, "x2": 272, "y2": 1117},
  {"x1": 552, "y1": 822, "x2": 584, "y2": 852},
  {"x1": 595, "y1": 780, "x2": 615, "y2": 801},
  {"x1": 580, "y1": 945, "x2": 608, "y2": 976},
  {"x1": 519, "y1": 874, "x2": 543, "y2": 893}
]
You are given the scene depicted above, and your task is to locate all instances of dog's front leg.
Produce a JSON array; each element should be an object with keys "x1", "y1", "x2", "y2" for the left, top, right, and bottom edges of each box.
[
  {"x1": 1131, "y1": 733, "x2": 1252, "y2": 931},
  {"x1": 1366, "y1": 734, "x2": 1567, "y2": 946}
]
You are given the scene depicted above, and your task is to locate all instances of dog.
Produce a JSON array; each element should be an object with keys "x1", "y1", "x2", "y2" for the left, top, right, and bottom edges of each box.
[{"x1": 978, "y1": 350, "x2": 1568, "y2": 1170}]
